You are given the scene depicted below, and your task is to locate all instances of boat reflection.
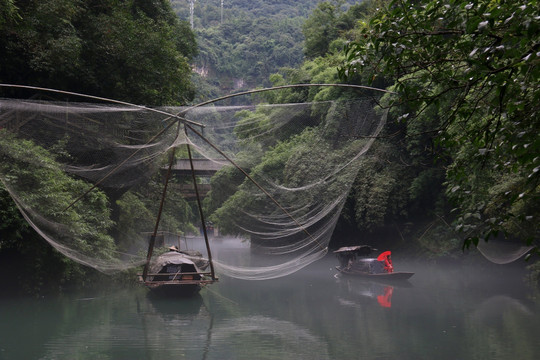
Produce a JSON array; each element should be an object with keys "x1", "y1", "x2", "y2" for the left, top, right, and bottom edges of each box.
[
  {"x1": 146, "y1": 291, "x2": 204, "y2": 315},
  {"x1": 335, "y1": 274, "x2": 413, "y2": 308},
  {"x1": 377, "y1": 285, "x2": 393, "y2": 308}
]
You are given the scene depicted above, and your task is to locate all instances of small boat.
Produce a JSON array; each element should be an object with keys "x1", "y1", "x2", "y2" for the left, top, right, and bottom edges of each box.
[
  {"x1": 143, "y1": 249, "x2": 214, "y2": 297},
  {"x1": 334, "y1": 246, "x2": 414, "y2": 281},
  {"x1": 140, "y1": 141, "x2": 217, "y2": 296}
]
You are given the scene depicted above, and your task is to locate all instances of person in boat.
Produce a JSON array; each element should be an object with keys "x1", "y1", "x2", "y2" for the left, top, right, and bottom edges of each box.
[
  {"x1": 383, "y1": 253, "x2": 393, "y2": 273},
  {"x1": 376, "y1": 251, "x2": 393, "y2": 273}
]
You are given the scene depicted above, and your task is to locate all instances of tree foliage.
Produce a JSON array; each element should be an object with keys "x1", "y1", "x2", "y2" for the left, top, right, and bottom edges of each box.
[
  {"x1": 191, "y1": 8, "x2": 306, "y2": 95},
  {"x1": 0, "y1": 0, "x2": 200, "y2": 294},
  {"x1": 0, "y1": 132, "x2": 116, "y2": 256},
  {"x1": 195, "y1": 15, "x2": 304, "y2": 90},
  {"x1": 171, "y1": 0, "x2": 362, "y2": 98},
  {"x1": 302, "y1": 1, "x2": 341, "y2": 59},
  {"x1": 0, "y1": 0, "x2": 197, "y2": 105},
  {"x1": 340, "y1": 0, "x2": 539, "y2": 246},
  {"x1": 0, "y1": 131, "x2": 118, "y2": 294}
]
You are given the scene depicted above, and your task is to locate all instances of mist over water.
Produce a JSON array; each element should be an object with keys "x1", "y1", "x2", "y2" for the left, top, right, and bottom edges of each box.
[{"x1": 1, "y1": 237, "x2": 539, "y2": 360}]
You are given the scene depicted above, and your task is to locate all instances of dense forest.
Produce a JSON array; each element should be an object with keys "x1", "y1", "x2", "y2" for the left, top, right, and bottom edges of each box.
[
  {"x1": 341, "y1": 0, "x2": 539, "y2": 257},
  {"x1": 0, "y1": 0, "x2": 538, "y2": 295},
  {"x1": 171, "y1": 0, "x2": 359, "y2": 99}
]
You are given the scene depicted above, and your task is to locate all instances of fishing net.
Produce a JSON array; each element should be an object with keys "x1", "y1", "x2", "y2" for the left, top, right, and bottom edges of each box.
[
  {"x1": 0, "y1": 84, "x2": 391, "y2": 280},
  {"x1": 476, "y1": 239, "x2": 534, "y2": 264},
  {"x1": 410, "y1": 215, "x2": 535, "y2": 264}
]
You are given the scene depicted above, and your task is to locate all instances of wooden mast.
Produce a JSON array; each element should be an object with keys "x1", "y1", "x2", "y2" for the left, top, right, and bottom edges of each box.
[
  {"x1": 185, "y1": 127, "x2": 217, "y2": 281},
  {"x1": 142, "y1": 120, "x2": 217, "y2": 285},
  {"x1": 142, "y1": 146, "x2": 177, "y2": 281}
]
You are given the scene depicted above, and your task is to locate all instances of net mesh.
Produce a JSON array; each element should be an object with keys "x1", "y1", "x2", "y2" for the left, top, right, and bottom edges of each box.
[
  {"x1": 476, "y1": 239, "x2": 534, "y2": 264},
  {"x1": 1, "y1": 84, "x2": 387, "y2": 279},
  {"x1": 1, "y1": 84, "x2": 533, "y2": 279}
]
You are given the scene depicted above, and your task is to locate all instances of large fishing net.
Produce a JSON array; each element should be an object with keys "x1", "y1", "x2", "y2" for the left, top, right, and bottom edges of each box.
[
  {"x1": 1, "y1": 84, "x2": 392, "y2": 280},
  {"x1": 2, "y1": 84, "x2": 527, "y2": 280}
]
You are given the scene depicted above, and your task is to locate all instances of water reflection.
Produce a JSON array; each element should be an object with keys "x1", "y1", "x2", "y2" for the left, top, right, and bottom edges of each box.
[
  {"x1": 145, "y1": 292, "x2": 204, "y2": 315},
  {"x1": 335, "y1": 274, "x2": 414, "y2": 308},
  {"x1": 1, "y1": 248, "x2": 540, "y2": 360},
  {"x1": 8, "y1": 288, "x2": 330, "y2": 360},
  {"x1": 143, "y1": 289, "x2": 330, "y2": 360},
  {"x1": 139, "y1": 293, "x2": 212, "y2": 359},
  {"x1": 207, "y1": 316, "x2": 330, "y2": 360},
  {"x1": 473, "y1": 295, "x2": 533, "y2": 320}
]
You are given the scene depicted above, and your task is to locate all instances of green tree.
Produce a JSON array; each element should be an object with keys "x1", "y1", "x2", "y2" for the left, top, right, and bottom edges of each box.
[
  {"x1": 0, "y1": 0, "x2": 197, "y2": 105},
  {"x1": 0, "y1": 133, "x2": 116, "y2": 257},
  {"x1": 302, "y1": 1, "x2": 372, "y2": 60},
  {"x1": 340, "y1": 0, "x2": 540, "y2": 247},
  {"x1": 302, "y1": 1, "x2": 340, "y2": 59},
  {"x1": 0, "y1": 0, "x2": 19, "y2": 26},
  {"x1": 0, "y1": 131, "x2": 117, "y2": 293},
  {"x1": 194, "y1": 14, "x2": 305, "y2": 93}
]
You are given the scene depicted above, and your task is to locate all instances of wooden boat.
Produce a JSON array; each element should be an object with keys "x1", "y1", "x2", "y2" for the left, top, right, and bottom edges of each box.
[
  {"x1": 335, "y1": 264, "x2": 414, "y2": 280},
  {"x1": 143, "y1": 250, "x2": 214, "y2": 296},
  {"x1": 334, "y1": 246, "x2": 414, "y2": 281},
  {"x1": 140, "y1": 141, "x2": 217, "y2": 296}
]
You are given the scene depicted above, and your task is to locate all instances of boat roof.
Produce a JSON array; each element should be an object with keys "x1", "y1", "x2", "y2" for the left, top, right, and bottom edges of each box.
[
  {"x1": 150, "y1": 252, "x2": 200, "y2": 273},
  {"x1": 356, "y1": 258, "x2": 380, "y2": 263},
  {"x1": 333, "y1": 245, "x2": 375, "y2": 253}
]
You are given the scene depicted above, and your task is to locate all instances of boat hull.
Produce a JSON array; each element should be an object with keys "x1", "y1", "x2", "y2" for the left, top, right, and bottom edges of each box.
[
  {"x1": 336, "y1": 266, "x2": 414, "y2": 280},
  {"x1": 144, "y1": 281, "x2": 203, "y2": 297}
]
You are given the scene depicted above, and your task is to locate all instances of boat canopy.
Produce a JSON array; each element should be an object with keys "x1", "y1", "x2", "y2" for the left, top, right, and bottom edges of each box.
[
  {"x1": 333, "y1": 245, "x2": 376, "y2": 255},
  {"x1": 149, "y1": 252, "x2": 200, "y2": 274}
]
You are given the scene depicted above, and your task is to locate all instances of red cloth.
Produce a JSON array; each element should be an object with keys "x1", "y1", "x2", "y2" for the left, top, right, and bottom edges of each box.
[{"x1": 377, "y1": 251, "x2": 393, "y2": 272}]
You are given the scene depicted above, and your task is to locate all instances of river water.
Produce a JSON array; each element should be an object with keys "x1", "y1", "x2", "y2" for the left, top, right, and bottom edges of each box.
[{"x1": 1, "y1": 237, "x2": 539, "y2": 360}]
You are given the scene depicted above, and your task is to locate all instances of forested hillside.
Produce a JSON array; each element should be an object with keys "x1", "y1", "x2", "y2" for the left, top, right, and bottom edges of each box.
[
  {"x1": 171, "y1": 0, "x2": 357, "y2": 100},
  {"x1": 340, "y1": 0, "x2": 539, "y2": 255},
  {"x1": 200, "y1": 0, "x2": 539, "y2": 278}
]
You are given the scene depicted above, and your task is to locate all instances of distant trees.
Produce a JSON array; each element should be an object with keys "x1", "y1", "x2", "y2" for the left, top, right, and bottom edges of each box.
[
  {"x1": 302, "y1": 2, "x2": 340, "y2": 59},
  {"x1": 302, "y1": 1, "x2": 370, "y2": 59},
  {"x1": 193, "y1": 8, "x2": 305, "y2": 93},
  {"x1": 172, "y1": 0, "x2": 364, "y2": 97}
]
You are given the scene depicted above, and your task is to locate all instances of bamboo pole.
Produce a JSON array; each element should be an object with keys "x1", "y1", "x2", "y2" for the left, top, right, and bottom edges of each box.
[
  {"x1": 142, "y1": 146, "x2": 177, "y2": 281},
  {"x1": 185, "y1": 126, "x2": 217, "y2": 281}
]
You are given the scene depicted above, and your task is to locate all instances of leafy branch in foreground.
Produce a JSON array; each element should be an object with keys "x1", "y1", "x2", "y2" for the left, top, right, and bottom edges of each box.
[{"x1": 340, "y1": 0, "x2": 539, "y2": 247}]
